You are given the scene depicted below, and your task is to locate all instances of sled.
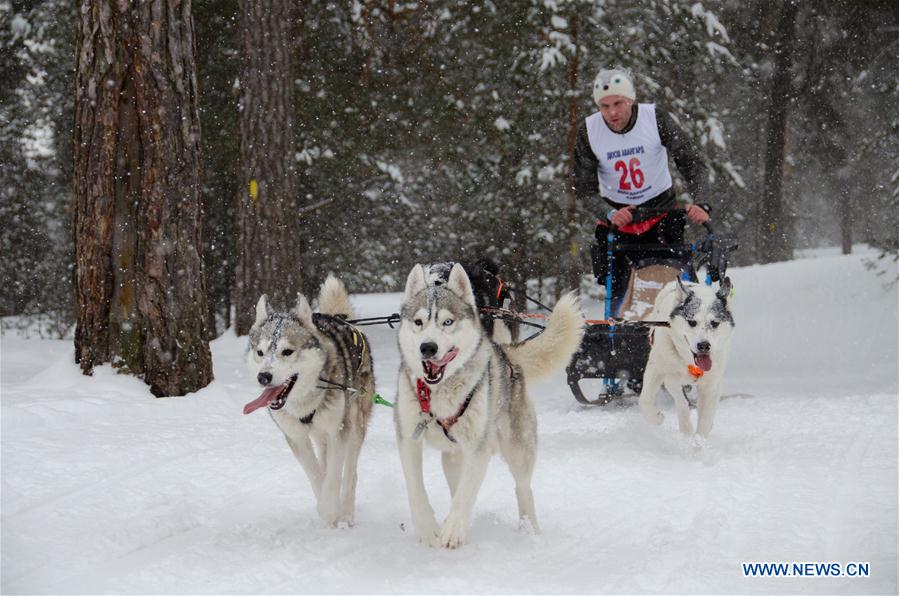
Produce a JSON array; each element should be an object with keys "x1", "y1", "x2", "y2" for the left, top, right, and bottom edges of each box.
[{"x1": 566, "y1": 209, "x2": 737, "y2": 406}]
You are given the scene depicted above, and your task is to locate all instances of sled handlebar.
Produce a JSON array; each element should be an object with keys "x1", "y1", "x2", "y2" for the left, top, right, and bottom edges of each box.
[{"x1": 607, "y1": 207, "x2": 714, "y2": 234}]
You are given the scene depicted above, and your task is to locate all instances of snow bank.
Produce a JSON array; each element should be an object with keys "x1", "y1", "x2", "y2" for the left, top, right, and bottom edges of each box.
[{"x1": 2, "y1": 251, "x2": 896, "y2": 594}]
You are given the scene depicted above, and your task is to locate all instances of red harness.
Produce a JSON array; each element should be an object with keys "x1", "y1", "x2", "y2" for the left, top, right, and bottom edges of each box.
[
  {"x1": 415, "y1": 378, "x2": 433, "y2": 413},
  {"x1": 414, "y1": 378, "x2": 475, "y2": 439}
]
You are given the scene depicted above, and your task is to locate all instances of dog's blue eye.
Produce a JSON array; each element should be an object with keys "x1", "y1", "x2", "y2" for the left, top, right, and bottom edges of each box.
[
  {"x1": 687, "y1": 320, "x2": 697, "y2": 327},
  {"x1": 281, "y1": 349, "x2": 294, "y2": 356},
  {"x1": 443, "y1": 319, "x2": 454, "y2": 327},
  {"x1": 256, "y1": 350, "x2": 263, "y2": 357},
  {"x1": 414, "y1": 319, "x2": 423, "y2": 327},
  {"x1": 711, "y1": 321, "x2": 719, "y2": 329}
]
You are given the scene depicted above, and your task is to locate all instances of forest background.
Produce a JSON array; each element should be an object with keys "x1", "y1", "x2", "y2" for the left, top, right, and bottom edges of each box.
[{"x1": 1, "y1": 0, "x2": 896, "y2": 394}]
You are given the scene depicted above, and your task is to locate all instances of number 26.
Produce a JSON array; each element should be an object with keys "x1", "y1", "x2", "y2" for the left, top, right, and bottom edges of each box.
[{"x1": 614, "y1": 158, "x2": 644, "y2": 190}]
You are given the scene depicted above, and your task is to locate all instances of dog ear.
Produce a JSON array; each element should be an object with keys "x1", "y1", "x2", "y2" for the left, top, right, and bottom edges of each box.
[
  {"x1": 675, "y1": 275, "x2": 689, "y2": 298},
  {"x1": 255, "y1": 295, "x2": 269, "y2": 327},
  {"x1": 447, "y1": 263, "x2": 477, "y2": 308},
  {"x1": 716, "y1": 277, "x2": 732, "y2": 303},
  {"x1": 404, "y1": 264, "x2": 428, "y2": 301},
  {"x1": 294, "y1": 293, "x2": 314, "y2": 327}
]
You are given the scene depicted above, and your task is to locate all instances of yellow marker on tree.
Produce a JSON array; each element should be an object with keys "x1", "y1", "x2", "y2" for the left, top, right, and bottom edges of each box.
[{"x1": 249, "y1": 179, "x2": 258, "y2": 202}]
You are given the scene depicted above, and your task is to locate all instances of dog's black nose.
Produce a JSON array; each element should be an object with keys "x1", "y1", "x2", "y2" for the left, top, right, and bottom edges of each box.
[
  {"x1": 420, "y1": 342, "x2": 438, "y2": 359},
  {"x1": 257, "y1": 371, "x2": 273, "y2": 386},
  {"x1": 696, "y1": 341, "x2": 711, "y2": 354}
]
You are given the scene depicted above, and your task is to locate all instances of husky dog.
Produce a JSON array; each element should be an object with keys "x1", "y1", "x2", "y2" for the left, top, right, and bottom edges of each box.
[
  {"x1": 395, "y1": 263, "x2": 584, "y2": 548},
  {"x1": 639, "y1": 277, "x2": 735, "y2": 437},
  {"x1": 244, "y1": 276, "x2": 374, "y2": 526}
]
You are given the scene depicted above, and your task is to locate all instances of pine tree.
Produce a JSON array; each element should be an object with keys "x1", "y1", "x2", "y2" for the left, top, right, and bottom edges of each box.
[
  {"x1": 0, "y1": 0, "x2": 74, "y2": 336},
  {"x1": 233, "y1": 0, "x2": 301, "y2": 334},
  {"x1": 73, "y1": 0, "x2": 213, "y2": 396}
]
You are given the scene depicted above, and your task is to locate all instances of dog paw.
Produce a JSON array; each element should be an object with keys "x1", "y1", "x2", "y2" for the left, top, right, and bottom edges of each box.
[
  {"x1": 417, "y1": 530, "x2": 441, "y2": 548},
  {"x1": 518, "y1": 515, "x2": 541, "y2": 535},
  {"x1": 338, "y1": 504, "x2": 356, "y2": 527},
  {"x1": 317, "y1": 503, "x2": 342, "y2": 527},
  {"x1": 412, "y1": 517, "x2": 441, "y2": 547},
  {"x1": 440, "y1": 514, "x2": 469, "y2": 549},
  {"x1": 415, "y1": 525, "x2": 441, "y2": 548}
]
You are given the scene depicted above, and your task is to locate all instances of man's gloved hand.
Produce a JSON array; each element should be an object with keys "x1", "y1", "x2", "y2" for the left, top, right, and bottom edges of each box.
[
  {"x1": 609, "y1": 206, "x2": 634, "y2": 227},
  {"x1": 686, "y1": 203, "x2": 710, "y2": 225}
]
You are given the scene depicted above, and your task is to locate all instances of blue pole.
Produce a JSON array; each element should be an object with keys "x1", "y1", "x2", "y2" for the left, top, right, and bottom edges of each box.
[
  {"x1": 604, "y1": 228, "x2": 618, "y2": 394},
  {"x1": 605, "y1": 229, "x2": 615, "y2": 319}
]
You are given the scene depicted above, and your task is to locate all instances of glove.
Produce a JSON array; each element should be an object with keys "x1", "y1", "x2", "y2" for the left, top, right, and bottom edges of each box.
[
  {"x1": 609, "y1": 206, "x2": 634, "y2": 227},
  {"x1": 686, "y1": 203, "x2": 710, "y2": 225}
]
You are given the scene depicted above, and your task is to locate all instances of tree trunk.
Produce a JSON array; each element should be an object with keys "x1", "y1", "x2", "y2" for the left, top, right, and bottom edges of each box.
[
  {"x1": 563, "y1": 12, "x2": 581, "y2": 293},
  {"x1": 74, "y1": 0, "x2": 213, "y2": 397},
  {"x1": 759, "y1": 0, "x2": 798, "y2": 263},
  {"x1": 233, "y1": 0, "x2": 299, "y2": 334},
  {"x1": 840, "y1": 178, "x2": 853, "y2": 255}
]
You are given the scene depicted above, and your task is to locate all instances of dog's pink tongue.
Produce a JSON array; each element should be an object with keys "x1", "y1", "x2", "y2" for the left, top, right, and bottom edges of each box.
[
  {"x1": 243, "y1": 386, "x2": 281, "y2": 415},
  {"x1": 438, "y1": 347, "x2": 459, "y2": 365},
  {"x1": 694, "y1": 354, "x2": 713, "y2": 372}
]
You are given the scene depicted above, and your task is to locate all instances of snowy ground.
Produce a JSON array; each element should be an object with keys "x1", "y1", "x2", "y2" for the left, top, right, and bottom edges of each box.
[{"x1": 2, "y1": 250, "x2": 897, "y2": 594}]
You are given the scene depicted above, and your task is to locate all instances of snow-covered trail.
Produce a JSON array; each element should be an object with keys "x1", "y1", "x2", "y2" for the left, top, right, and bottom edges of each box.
[{"x1": 2, "y1": 251, "x2": 896, "y2": 594}]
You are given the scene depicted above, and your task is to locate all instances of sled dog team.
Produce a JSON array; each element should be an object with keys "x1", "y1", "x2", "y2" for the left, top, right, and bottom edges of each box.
[{"x1": 244, "y1": 263, "x2": 735, "y2": 548}]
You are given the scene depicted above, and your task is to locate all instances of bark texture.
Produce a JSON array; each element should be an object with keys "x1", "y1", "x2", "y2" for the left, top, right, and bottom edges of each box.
[
  {"x1": 74, "y1": 0, "x2": 213, "y2": 396},
  {"x1": 759, "y1": 0, "x2": 798, "y2": 263},
  {"x1": 233, "y1": 0, "x2": 300, "y2": 334}
]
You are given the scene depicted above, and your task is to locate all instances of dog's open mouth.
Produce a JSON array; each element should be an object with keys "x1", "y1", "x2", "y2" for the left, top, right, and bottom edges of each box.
[
  {"x1": 421, "y1": 347, "x2": 459, "y2": 385},
  {"x1": 693, "y1": 353, "x2": 713, "y2": 372},
  {"x1": 243, "y1": 374, "x2": 298, "y2": 415}
]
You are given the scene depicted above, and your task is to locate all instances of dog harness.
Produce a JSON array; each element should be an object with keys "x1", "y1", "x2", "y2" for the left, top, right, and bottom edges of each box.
[
  {"x1": 289, "y1": 314, "x2": 371, "y2": 426},
  {"x1": 413, "y1": 377, "x2": 480, "y2": 443}
]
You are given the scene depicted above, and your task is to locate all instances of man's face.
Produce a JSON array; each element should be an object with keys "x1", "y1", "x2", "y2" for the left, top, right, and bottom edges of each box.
[{"x1": 598, "y1": 95, "x2": 634, "y2": 132}]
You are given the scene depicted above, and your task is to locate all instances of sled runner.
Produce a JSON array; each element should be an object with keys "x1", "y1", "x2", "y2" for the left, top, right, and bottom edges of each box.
[{"x1": 566, "y1": 208, "x2": 737, "y2": 406}]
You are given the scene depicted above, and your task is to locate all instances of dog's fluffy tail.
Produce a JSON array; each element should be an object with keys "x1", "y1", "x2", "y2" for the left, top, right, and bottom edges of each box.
[
  {"x1": 505, "y1": 292, "x2": 584, "y2": 382},
  {"x1": 318, "y1": 274, "x2": 354, "y2": 319}
]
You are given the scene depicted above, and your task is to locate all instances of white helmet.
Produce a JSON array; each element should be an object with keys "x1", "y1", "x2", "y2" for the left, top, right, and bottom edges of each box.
[{"x1": 593, "y1": 68, "x2": 636, "y2": 104}]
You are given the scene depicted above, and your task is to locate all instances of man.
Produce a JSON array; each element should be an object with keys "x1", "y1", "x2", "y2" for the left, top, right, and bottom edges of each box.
[{"x1": 572, "y1": 67, "x2": 710, "y2": 314}]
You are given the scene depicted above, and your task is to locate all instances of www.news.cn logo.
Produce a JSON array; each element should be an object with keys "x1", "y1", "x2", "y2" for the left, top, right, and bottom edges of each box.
[{"x1": 742, "y1": 562, "x2": 870, "y2": 578}]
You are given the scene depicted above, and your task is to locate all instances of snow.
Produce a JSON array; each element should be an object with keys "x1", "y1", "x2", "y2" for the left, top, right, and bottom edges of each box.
[
  {"x1": 2, "y1": 251, "x2": 897, "y2": 594},
  {"x1": 539, "y1": 46, "x2": 565, "y2": 71},
  {"x1": 375, "y1": 161, "x2": 405, "y2": 185},
  {"x1": 705, "y1": 117, "x2": 726, "y2": 150},
  {"x1": 723, "y1": 160, "x2": 746, "y2": 189},
  {"x1": 690, "y1": 3, "x2": 731, "y2": 43}
]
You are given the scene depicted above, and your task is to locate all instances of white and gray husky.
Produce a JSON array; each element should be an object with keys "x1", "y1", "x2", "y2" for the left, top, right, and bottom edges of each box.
[
  {"x1": 639, "y1": 277, "x2": 735, "y2": 437},
  {"x1": 395, "y1": 263, "x2": 584, "y2": 548},
  {"x1": 244, "y1": 276, "x2": 374, "y2": 526}
]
